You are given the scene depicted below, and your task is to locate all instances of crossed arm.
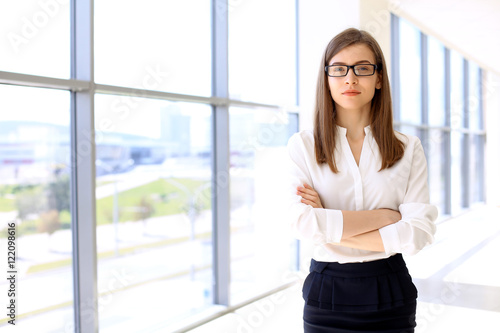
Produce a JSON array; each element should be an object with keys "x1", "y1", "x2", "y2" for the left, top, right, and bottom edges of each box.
[{"x1": 297, "y1": 184, "x2": 401, "y2": 252}]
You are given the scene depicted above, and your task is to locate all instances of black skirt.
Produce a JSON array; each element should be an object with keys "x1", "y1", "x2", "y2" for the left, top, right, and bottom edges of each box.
[{"x1": 303, "y1": 254, "x2": 417, "y2": 333}]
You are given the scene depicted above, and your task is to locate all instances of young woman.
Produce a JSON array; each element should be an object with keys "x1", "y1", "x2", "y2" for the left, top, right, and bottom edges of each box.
[{"x1": 287, "y1": 28, "x2": 438, "y2": 332}]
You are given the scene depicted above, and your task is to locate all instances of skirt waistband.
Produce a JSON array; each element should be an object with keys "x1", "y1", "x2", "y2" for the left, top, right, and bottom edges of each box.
[
  {"x1": 303, "y1": 254, "x2": 417, "y2": 311},
  {"x1": 310, "y1": 254, "x2": 407, "y2": 278}
]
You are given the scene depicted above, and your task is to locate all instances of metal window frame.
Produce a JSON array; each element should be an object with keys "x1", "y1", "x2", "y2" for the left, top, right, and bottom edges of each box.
[
  {"x1": 420, "y1": 32, "x2": 429, "y2": 155},
  {"x1": 211, "y1": 0, "x2": 230, "y2": 306},
  {"x1": 390, "y1": 14, "x2": 485, "y2": 216},
  {"x1": 70, "y1": 0, "x2": 98, "y2": 332},
  {"x1": 477, "y1": 69, "x2": 486, "y2": 202},
  {"x1": 462, "y1": 59, "x2": 470, "y2": 208},
  {"x1": 390, "y1": 14, "x2": 400, "y2": 123},
  {"x1": 0, "y1": 0, "x2": 299, "y2": 331},
  {"x1": 443, "y1": 47, "x2": 452, "y2": 215}
]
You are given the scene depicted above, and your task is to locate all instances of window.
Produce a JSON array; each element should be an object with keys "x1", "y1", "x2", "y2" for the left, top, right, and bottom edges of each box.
[
  {"x1": 427, "y1": 36, "x2": 446, "y2": 211},
  {"x1": 0, "y1": 0, "x2": 70, "y2": 78},
  {"x1": 229, "y1": 107, "x2": 298, "y2": 303},
  {"x1": 398, "y1": 18, "x2": 421, "y2": 125},
  {"x1": 95, "y1": 0, "x2": 212, "y2": 96},
  {"x1": 392, "y1": 14, "x2": 486, "y2": 215},
  {"x1": 0, "y1": 85, "x2": 73, "y2": 331},
  {"x1": 1, "y1": 1, "x2": 300, "y2": 330},
  {"x1": 95, "y1": 95, "x2": 214, "y2": 331},
  {"x1": 229, "y1": 0, "x2": 297, "y2": 105}
]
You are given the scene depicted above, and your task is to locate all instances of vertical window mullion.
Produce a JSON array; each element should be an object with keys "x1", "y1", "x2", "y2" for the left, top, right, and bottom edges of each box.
[
  {"x1": 420, "y1": 33, "x2": 429, "y2": 154},
  {"x1": 462, "y1": 60, "x2": 470, "y2": 208},
  {"x1": 70, "y1": 0, "x2": 98, "y2": 332},
  {"x1": 443, "y1": 48, "x2": 452, "y2": 215},
  {"x1": 478, "y1": 69, "x2": 485, "y2": 202},
  {"x1": 391, "y1": 14, "x2": 400, "y2": 124},
  {"x1": 211, "y1": 0, "x2": 230, "y2": 306}
]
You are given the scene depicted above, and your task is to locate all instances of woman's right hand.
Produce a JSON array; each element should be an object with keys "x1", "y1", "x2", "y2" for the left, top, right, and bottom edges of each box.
[{"x1": 297, "y1": 183, "x2": 324, "y2": 209}]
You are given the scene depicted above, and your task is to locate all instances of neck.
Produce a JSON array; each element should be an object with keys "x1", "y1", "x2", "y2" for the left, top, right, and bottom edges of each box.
[{"x1": 335, "y1": 107, "x2": 370, "y2": 140}]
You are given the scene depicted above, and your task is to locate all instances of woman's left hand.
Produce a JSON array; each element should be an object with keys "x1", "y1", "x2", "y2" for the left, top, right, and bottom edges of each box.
[{"x1": 297, "y1": 183, "x2": 324, "y2": 208}]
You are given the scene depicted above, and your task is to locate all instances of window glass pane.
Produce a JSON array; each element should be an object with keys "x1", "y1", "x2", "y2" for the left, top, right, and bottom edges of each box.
[
  {"x1": 471, "y1": 135, "x2": 485, "y2": 203},
  {"x1": 0, "y1": 1, "x2": 70, "y2": 78},
  {"x1": 427, "y1": 129, "x2": 446, "y2": 213},
  {"x1": 95, "y1": 95, "x2": 213, "y2": 331},
  {"x1": 450, "y1": 131, "x2": 463, "y2": 214},
  {"x1": 468, "y1": 62, "x2": 482, "y2": 130},
  {"x1": 399, "y1": 18, "x2": 421, "y2": 124},
  {"x1": 450, "y1": 51, "x2": 464, "y2": 129},
  {"x1": 428, "y1": 36, "x2": 446, "y2": 127},
  {"x1": 95, "y1": 0, "x2": 211, "y2": 97},
  {"x1": 229, "y1": 107, "x2": 298, "y2": 304},
  {"x1": 0, "y1": 85, "x2": 73, "y2": 330},
  {"x1": 229, "y1": 0, "x2": 296, "y2": 105}
]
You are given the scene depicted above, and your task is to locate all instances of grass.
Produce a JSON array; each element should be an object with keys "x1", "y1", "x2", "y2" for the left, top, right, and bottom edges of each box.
[
  {"x1": 95, "y1": 177, "x2": 211, "y2": 225},
  {"x1": 0, "y1": 196, "x2": 15, "y2": 211}
]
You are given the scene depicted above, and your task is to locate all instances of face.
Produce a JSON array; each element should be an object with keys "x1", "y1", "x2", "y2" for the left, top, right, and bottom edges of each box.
[{"x1": 327, "y1": 43, "x2": 382, "y2": 114}]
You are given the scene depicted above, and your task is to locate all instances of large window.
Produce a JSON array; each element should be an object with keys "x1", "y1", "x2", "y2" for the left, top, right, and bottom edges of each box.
[
  {"x1": 393, "y1": 15, "x2": 486, "y2": 215},
  {"x1": 0, "y1": 1, "x2": 299, "y2": 332}
]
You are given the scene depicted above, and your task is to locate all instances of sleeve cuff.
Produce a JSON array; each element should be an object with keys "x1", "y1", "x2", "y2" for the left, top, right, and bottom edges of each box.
[
  {"x1": 326, "y1": 209, "x2": 343, "y2": 243},
  {"x1": 379, "y1": 223, "x2": 401, "y2": 254}
]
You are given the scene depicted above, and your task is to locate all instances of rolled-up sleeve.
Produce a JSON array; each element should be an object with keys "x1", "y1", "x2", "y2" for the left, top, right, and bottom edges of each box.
[
  {"x1": 286, "y1": 133, "x2": 344, "y2": 244},
  {"x1": 379, "y1": 138, "x2": 438, "y2": 255}
]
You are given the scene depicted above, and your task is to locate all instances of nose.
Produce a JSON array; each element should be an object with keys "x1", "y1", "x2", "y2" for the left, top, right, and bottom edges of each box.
[{"x1": 344, "y1": 69, "x2": 358, "y2": 85}]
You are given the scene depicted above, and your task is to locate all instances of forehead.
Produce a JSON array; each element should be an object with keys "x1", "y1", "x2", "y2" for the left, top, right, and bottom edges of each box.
[{"x1": 329, "y1": 44, "x2": 376, "y2": 65}]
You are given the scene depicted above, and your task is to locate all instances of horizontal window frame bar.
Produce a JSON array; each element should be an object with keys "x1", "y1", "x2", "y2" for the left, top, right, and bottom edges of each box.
[
  {"x1": 0, "y1": 70, "x2": 89, "y2": 92},
  {"x1": 395, "y1": 121, "x2": 486, "y2": 135},
  {"x1": 0, "y1": 71, "x2": 297, "y2": 111}
]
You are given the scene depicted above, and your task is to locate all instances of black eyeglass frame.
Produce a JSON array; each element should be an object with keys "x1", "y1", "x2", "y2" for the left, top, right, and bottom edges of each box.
[{"x1": 324, "y1": 64, "x2": 379, "y2": 77}]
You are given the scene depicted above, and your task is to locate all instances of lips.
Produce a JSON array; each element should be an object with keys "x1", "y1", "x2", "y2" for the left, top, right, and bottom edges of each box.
[{"x1": 342, "y1": 89, "x2": 361, "y2": 96}]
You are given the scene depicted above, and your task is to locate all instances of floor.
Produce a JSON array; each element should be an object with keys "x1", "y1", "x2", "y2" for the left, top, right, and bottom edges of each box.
[{"x1": 186, "y1": 205, "x2": 500, "y2": 333}]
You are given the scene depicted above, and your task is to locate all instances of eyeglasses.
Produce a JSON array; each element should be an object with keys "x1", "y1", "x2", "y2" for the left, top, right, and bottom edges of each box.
[{"x1": 325, "y1": 64, "x2": 378, "y2": 77}]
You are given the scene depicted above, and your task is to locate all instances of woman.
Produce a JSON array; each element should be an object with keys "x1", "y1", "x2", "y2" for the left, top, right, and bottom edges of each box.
[{"x1": 287, "y1": 28, "x2": 438, "y2": 332}]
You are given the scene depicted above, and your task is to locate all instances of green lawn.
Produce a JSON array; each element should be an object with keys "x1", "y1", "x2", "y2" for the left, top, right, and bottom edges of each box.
[
  {"x1": 0, "y1": 196, "x2": 15, "y2": 212},
  {"x1": 95, "y1": 177, "x2": 211, "y2": 225}
]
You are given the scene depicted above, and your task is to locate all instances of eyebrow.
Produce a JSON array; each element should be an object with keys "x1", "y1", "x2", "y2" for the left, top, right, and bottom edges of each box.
[{"x1": 330, "y1": 60, "x2": 372, "y2": 65}]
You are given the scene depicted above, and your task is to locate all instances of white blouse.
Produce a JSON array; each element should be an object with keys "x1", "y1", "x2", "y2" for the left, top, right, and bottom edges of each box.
[{"x1": 286, "y1": 126, "x2": 438, "y2": 263}]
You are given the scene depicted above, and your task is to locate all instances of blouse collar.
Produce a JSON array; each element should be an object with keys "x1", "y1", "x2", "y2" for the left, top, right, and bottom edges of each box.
[{"x1": 336, "y1": 125, "x2": 372, "y2": 136}]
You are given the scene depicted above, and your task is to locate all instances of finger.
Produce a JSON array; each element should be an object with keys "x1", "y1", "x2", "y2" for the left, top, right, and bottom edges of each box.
[
  {"x1": 303, "y1": 183, "x2": 314, "y2": 190},
  {"x1": 301, "y1": 198, "x2": 320, "y2": 208},
  {"x1": 297, "y1": 187, "x2": 318, "y2": 197},
  {"x1": 298, "y1": 192, "x2": 319, "y2": 202}
]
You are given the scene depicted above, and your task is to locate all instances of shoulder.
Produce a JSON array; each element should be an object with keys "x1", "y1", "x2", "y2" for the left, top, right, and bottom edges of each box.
[
  {"x1": 288, "y1": 129, "x2": 315, "y2": 150},
  {"x1": 395, "y1": 131, "x2": 422, "y2": 150},
  {"x1": 395, "y1": 131, "x2": 426, "y2": 166}
]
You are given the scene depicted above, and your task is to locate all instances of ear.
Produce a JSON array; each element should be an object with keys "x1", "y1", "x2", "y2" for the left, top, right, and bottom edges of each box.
[{"x1": 375, "y1": 73, "x2": 382, "y2": 90}]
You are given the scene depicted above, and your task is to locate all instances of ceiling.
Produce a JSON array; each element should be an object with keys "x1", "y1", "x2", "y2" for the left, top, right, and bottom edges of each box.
[{"x1": 391, "y1": 0, "x2": 500, "y2": 74}]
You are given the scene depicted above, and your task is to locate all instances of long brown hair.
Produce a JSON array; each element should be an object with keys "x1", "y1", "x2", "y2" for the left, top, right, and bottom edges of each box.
[{"x1": 314, "y1": 28, "x2": 404, "y2": 173}]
